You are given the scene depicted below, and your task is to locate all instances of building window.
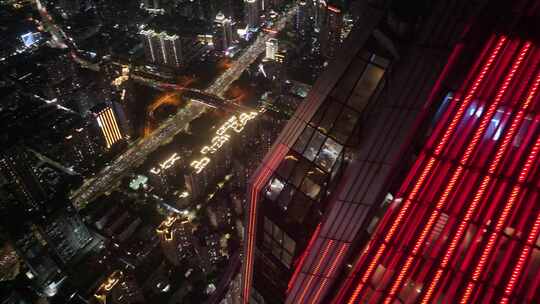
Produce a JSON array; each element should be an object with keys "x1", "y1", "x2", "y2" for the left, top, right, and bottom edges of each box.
[
  {"x1": 315, "y1": 136, "x2": 343, "y2": 171},
  {"x1": 262, "y1": 217, "x2": 296, "y2": 268},
  {"x1": 348, "y1": 63, "x2": 385, "y2": 112},
  {"x1": 304, "y1": 130, "x2": 326, "y2": 162},
  {"x1": 265, "y1": 177, "x2": 285, "y2": 201},
  {"x1": 293, "y1": 125, "x2": 315, "y2": 155}
]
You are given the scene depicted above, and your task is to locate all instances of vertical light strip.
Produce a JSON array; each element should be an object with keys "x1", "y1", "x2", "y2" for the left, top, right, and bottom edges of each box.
[
  {"x1": 106, "y1": 108, "x2": 123, "y2": 143},
  {"x1": 103, "y1": 109, "x2": 116, "y2": 142},
  {"x1": 501, "y1": 204, "x2": 540, "y2": 303},
  {"x1": 98, "y1": 111, "x2": 114, "y2": 148},
  {"x1": 97, "y1": 115, "x2": 111, "y2": 148}
]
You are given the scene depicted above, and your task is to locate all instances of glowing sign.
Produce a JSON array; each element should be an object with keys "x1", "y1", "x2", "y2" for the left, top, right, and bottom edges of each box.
[{"x1": 190, "y1": 157, "x2": 211, "y2": 174}]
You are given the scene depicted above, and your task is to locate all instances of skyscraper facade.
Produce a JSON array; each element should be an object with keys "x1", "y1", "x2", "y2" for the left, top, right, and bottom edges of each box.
[
  {"x1": 241, "y1": 0, "x2": 486, "y2": 303},
  {"x1": 296, "y1": 0, "x2": 312, "y2": 41},
  {"x1": 93, "y1": 104, "x2": 123, "y2": 149},
  {"x1": 241, "y1": 8, "x2": 390, "y2": 303},
  {"x1": 334, "y1": 5, "x2": 540, "y2": 304},
  {"x1": 244, "y1": 0, "x2": 260, "y2": 29},
  {"x1": 320, "y1": 3, "x2": 343, "y2": 59}
]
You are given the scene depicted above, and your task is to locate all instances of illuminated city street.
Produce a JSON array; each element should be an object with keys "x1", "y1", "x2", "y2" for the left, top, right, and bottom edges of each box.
[{"x1": 67, "y1": 4, "x2": 298, "y2": 209}]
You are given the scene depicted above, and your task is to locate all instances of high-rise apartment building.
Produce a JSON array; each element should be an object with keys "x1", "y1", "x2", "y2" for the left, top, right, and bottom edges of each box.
[
  {"x1": 265, "y1": 38, "x2": 279, "y2": 60},
  {"x1": 213, "y1": 12, "x2": 235, "y2": 53},
  {"x1": 296, "y1": 0, "x2": 312, "y2": 41},
  {"x1": 241, "y1": 0, "x2": 487, "y2": 303},
  {"x1": 320, "y1": 3, "x2": 343, "y2": 59},
  {"x1": 140, "y1": 29, "x2": 184, "y2": 67},
  {"x1": 244, "y1": 0, "x2": 260, "y2": 29},
  {"x1": 93, "y1": 104, "x2": 123, "y2": 149},
  {"x1": 63, "y1": 123, "x2": 101, "y2": 174}
]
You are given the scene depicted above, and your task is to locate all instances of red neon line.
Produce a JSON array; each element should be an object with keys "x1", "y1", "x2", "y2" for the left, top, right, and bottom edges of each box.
[
  {"x1": 501, "y1": 208, "x2": 540, "y2": 303},
  {"x1": 460, "y1": 124, "x2": 540, "y2": 303},
  {"x1": 386, "y1": 41, "x2": 532, "y2": 303},
  {"x1": 312, "y1": 240, "x2": 334, "y2": 275},
  {"x1": 327, "y1": 243, "x2": 349, "y2": 277},
  {"x1": 297, "y1": 275, "x2": 315, "y2": 304},
  {"x1": 242, "y1": 145, "x2": 287, "y2": 303},
  {"x1": 295, "y1": 240, "x2": 335, "y2": 303},
  {"x1": 422, "y1": 66, "x2": 540, "y2": 304},
  {"x1": 310, "y1": 278, "x2": 329, "y2": 304},
  {"x1": 244, "y1": 158, "x2": 280, "y2": 300},
  {"x1": 287, "y1": 224, "x2": 322, "y2": 292}
]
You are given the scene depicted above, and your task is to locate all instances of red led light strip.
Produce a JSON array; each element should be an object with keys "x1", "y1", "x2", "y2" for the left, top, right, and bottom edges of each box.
[
  {"x1": 287, "y1": 224, "x2": 322, "y2": 293},
  {"x1": 383, "y1": 41, "x2": 532, "y2": 303},
  {"x1": 296, "y1": 275, "x2": 315, "y2": 304},
  {"x1": 242, "y1": 144, "x2": 288, "y2": 304},
  {"x1": 459, "y1": 75, "x2": 540, "y2": 303},
  {"x1": 501, "y1": 202, "x2": 540, "y2": 303},
  {"x1": 345, "y1": 35, "x2": 508, "y2": 304},
  {"x1": 310, "y1": 278, "x2": 329, "y2": 304},
  {"x1": 307, "y1": 243, "x2": 350, "y2": 304},
  {"x1": 421, "y1": 47, "x2": 538, "y2": 304},
  {"x1": 312, "y1": 240, "x2": 334, "y2": 275},
  {"x1": 326, "y1": 243, "x2": 349, "y2": 277},
  {"x1": 296, "y1": 240, "x2": 334, "y2": 303}
]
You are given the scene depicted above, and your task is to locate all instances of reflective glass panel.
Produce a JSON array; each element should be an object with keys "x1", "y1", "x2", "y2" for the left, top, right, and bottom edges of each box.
[
  {"x1": 315, "y1": 137, "x2": 343, "y2": 171},
  {"x1": 265, "y1": 177, "x2": 285, "y2": 201}
]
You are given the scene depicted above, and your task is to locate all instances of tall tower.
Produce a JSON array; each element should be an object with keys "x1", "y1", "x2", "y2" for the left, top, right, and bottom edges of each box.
[
  {"x1": 93, "y1": 104, "x2": 123, "y2": 149},
  {"x1": 265, "y1": 38, "x2": 279, "y2": 60},
  {"x1": 241, "y1": 14, "x2": 390, "y2": 303},
  {"x1": 320, "y1": 4, "x2": 343, "y2": 59},
  {"x1": 213, "y1": 12, "x2": 234, "y2": 53},
  {"x1": 244, "y1": 0, "x2": 260, "y2": 29},
  {"x1": 296, "y1": 0, "x2": 311, "y2": 41}
]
